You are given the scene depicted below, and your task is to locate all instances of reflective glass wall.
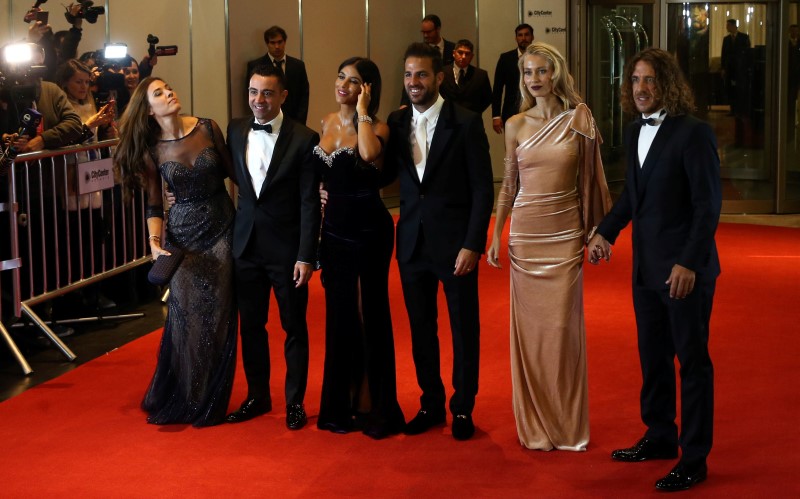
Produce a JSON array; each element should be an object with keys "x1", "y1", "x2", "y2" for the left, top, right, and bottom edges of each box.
[
  {"x1": 587, "y1": 3, "x2": 654, "y2": 194},
  {"x1": 584, "y1": 0, "x2": 798, "y2": 212}
]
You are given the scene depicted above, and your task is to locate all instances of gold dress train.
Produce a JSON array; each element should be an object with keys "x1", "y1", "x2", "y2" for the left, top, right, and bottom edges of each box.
[{"x1": 498, "y1": 103, "x2": 611, "y2": 450}]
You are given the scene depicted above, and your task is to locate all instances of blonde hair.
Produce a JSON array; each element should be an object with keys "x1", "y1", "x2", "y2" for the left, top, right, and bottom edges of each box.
[{"x1": 517, "y1": 42, "x2": 582, "y2": 113}]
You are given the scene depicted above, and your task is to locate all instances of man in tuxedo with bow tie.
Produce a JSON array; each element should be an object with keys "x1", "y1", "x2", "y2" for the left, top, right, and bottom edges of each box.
[
  {"x1": 385, "y1": 42, "x2": 494, "y2": 441},
  {"x1": 246, "y1": 26, "x2": 310, "y2": 125},
  {"x1": 225, "y1": 64, "x2": 320, "y2": 430},
  {"x1": 589, "y1": 48, "x2": 721, "y2": 492}
]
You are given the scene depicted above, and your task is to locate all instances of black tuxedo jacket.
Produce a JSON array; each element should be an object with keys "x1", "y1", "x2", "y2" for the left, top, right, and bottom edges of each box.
[
  {"x1": 385, "y1": 100, "x2": 494, "y2": 267},
  {"x1": 227, "y1": 116, "x2": 320, "y2": 265},
  {"x1": 597, "y1": 114, "x2": 721, "y2": 289},
  {"x1": 439, "y1": 64, "x2": 492, "y2": 114},
  {"x1": 246, "y1": 55, "x2": 310, "y2": 125},
  {"x1": 491, "y1": 48, "x2": 521, "y2": 123}
]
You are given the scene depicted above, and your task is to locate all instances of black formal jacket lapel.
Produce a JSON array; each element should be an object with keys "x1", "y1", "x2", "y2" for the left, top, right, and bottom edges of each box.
[
  {"x1": 636, "y1": 115, "x2": 678, "y2": 201},
  {"x1": 423, "y1": 102, "x2": 456, "y2": 183},
  {"x1": 261, "y1": 118, "x2": 294, "y2": 195},
  {"x1": 234, "y1": 119, "x2": 258, "y2": 199}
]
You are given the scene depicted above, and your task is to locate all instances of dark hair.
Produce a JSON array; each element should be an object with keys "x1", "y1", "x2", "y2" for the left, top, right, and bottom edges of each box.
[
  {"x1": 248, "y1": 64, "x2": 287, "y2": 91},
  {"x1": 114, "y1": 76, "x2": 164, "y2": 193},
  {"x1": 338, "y1": 57, "x2": 382, "y2": 119},
  {"x1": 454, "y1": 39, "x2": 474, "y2": 52},
  {"x1": 620, "y1": 48, "x2": 695, "y2": 116},
  {"x1": 54, "y1": 59, "x2": 92, "y2": 97},
  {"x1": 264, "y1": 26, "x2": 287, "y2": 43},
  {"x1": 422, "y1": 14, "x2": 442, "y2": 29},
  {"x1": 403, "y1": 42, "x2": 443, "y2": 74},
  {"x1": 727, "y1": 19, "x2": 738, "y2": 27},
  {"x1": 515, "y1": 23, "x2": 534, "y2": 35}
]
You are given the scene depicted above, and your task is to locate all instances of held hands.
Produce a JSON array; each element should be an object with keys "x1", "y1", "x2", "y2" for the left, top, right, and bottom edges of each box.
[
  {"x1": 587, "y1": 233, "x2": 612, "y2": 265},
  {"x1": 356, "y1": 83, "x2": 371, "y2": 118},
  {"x1": 666, "y1": 264, "x2": 695, "y2": 299},
  {"x1": 454, "y1": 248, "x2": 480, "y2": 276}
]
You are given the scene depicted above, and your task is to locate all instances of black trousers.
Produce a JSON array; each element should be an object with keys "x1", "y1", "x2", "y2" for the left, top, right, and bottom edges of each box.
[
  {"x1": 398, "y1": 232, "x2": 481, "y2": 416},
  {"x1": 234, "y1": 249, "x2": 309, "y2": 406},
  {"x1": 633, "y1": 279, "x2": 715, "y2": 465}
]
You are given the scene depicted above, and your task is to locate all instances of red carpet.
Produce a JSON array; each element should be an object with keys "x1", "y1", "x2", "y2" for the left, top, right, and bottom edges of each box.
[{"x1": 1, "y1": 222, "x2": 798, "y2": 497}]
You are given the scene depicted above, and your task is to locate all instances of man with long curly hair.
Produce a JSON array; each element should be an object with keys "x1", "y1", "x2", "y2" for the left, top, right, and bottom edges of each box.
[{"x1": 588, "y1": 48, "x2": 721, "y2": 492}]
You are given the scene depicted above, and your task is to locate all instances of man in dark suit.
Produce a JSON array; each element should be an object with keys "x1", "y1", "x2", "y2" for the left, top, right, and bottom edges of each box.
[
  {"x1": 225, "y1": 64, "x2": 321, "y2": 430},
  {"x1": 246, "y1": 26, "x2": 310, "y2": 125},
  {"x1": 491, "y1": 23, "x2": 533, "y2": 134},
  {"x1": 421, "y1": 14, "x2": 455, "y2": 66},
  {"x1": 439, "y1": 39, "x2": 492, "y2": 114},
  {"x1": 385, "y1": 43, "x2": 494, "y2": 441},
  {"x1": 589, "y1": 48, "x2": 721, "y2": 492},
  {"x1": 720, "y1": 19, "x2": 751, "y2": 116}
]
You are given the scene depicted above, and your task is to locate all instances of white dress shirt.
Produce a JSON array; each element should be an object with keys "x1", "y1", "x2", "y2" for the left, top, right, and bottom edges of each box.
[
  {"x1": 247, "y1": 110, "x2": 283, "y2": 195},
  {"x1": 637, "y1": 109, "x2": 666, "y2": 167},
  {"x1": 411, "y1": 95, "x2": 445, "y2": 181}
]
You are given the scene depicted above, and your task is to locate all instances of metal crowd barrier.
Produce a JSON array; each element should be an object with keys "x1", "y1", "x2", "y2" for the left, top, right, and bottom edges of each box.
[{"x1": 1, "y1": 139, "x2": 151, "y2": 375}]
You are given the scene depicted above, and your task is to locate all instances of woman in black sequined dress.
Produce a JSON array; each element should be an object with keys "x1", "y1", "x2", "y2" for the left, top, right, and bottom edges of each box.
[
  {"x1": 115, "y1": 77, "x2": 237, "y2": 427},
  {"x1": 314, "y1": 58, "x2": 405, "y2": 439}
]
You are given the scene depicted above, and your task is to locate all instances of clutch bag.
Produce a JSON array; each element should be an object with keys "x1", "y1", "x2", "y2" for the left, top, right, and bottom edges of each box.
[{"x1": 147, "y1": 243, "x2": 185, "y2": 286}]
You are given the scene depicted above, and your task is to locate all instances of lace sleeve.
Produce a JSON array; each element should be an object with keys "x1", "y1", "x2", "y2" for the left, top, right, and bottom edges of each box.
[{"x1": 497, "y1": 156, "x2": 520, "y2": 209}]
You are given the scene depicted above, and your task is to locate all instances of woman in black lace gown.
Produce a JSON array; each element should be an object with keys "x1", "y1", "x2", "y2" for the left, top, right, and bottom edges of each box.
[
  {"x1": 314, "y1": 57, "x2": 405, "y2": 439},
  {"x1": 115, "y1": 77, "x2": 236, "y2": 427}
]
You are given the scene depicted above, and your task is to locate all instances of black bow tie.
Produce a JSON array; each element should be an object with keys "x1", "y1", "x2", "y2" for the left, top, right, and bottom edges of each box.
[
  {"x1": 252, "y1": 122, "x2": 273, "y2": 133},
  {"x1": 637, "y1": 111, "x2": 665, "y2": 126}
]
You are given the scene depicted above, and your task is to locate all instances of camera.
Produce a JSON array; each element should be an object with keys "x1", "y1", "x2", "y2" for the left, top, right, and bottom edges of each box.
[
  {"x1": 23, "y1": 0, "x2": 48, "y2": 23},
  {"x1": 64, "y1": 0, "x2": 105, "y2": 25},
  {"x1": 147, "y1": 34, "x2": 179, "y2": 58}
]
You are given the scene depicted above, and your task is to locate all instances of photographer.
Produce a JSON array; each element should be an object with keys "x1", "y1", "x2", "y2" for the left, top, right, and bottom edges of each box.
[{"x1": 26, "y1": 3, "x2": 86, "y2": 82}]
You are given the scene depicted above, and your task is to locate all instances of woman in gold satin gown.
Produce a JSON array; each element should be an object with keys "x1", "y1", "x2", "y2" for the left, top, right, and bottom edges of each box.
[{"x1": 486, "y1": 42, "x2": 612, "y2": 451}]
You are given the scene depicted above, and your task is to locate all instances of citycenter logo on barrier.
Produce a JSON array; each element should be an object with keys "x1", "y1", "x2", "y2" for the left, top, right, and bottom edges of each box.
[
  {"x1": 528, "y1": 10, "x2": 553, "y2": 16},
  {"x1": 78, "y1": 157, "x2": 115, "y2": 194}
]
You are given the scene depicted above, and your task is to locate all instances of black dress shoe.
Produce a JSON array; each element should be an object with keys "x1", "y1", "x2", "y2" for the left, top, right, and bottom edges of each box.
[
  {"x1": 655, "y1": 461, "x2": 707, "y2": 492},
  {"x1": 611, "y1": 437, "x2": 678, "y2": 462},
  {"x1": 403, "y1": 409, "x2": 446, "y2": 436},
  {"x1": 286, "y1": 404, "x2": 307, "y2": 430},
  {"x1": 451, "y1": 414, "x2": 475, "y2": 441},
  {"x1": 225, "y1": 398, "x2": 272, "y2": 423}
]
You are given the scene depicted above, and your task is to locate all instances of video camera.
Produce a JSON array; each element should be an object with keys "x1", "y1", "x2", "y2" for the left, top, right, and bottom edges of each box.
[
  {"x1": 0, "y1": 43, "x2": 46, "y2": 103},
  {"x1": 146, "y1": 35, "x2": 178, "y2": 58},
  {"x1": 64, "y1": 0, "x2": 105, "y2": 25},
  {"x1": 23, "y1": 0, "x2": 49, "y2": 24},
  {"x1": 89, "y1": 44, "x2": 128, "y2": 106}
]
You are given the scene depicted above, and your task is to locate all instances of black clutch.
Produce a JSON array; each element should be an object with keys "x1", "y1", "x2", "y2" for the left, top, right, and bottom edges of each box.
[{"x1": 147, "y1": 244, "x2": 185, "y2": 286}]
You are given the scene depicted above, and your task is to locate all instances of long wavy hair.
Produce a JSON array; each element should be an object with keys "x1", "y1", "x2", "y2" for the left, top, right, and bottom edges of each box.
[
  {"x1": 518, "y1": 42, "x2": 582, "y2": 113},
  {"x1": 113, "y1": 76, "x2": 164, "y2": 193},
  {"x1": 620, "y1": 48, "x2": 695, "y2": 116},
  {"x1": 337, "y1": 56, "x2": 382, "y2": 123}
]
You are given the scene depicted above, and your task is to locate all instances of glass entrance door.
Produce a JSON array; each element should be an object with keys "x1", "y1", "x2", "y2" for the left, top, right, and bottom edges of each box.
[{"x1": 667, "y1": 2, "x2": 775, "y2": 212}]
